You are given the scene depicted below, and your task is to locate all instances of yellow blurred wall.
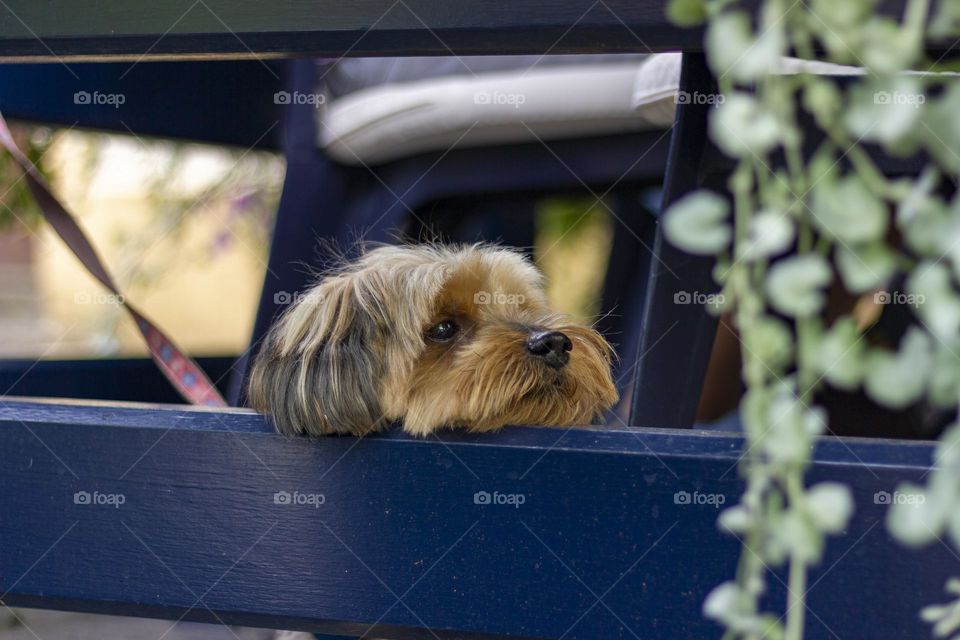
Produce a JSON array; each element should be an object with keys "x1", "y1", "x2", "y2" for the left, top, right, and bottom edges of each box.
[{"x1": 32, "y1": 132, "x2": 274, "y2": 358}]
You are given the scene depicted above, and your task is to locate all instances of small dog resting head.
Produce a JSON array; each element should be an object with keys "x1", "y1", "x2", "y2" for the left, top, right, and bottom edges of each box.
[{"x1": 248, "y1": 244, "x2": 618, "y2": 437}]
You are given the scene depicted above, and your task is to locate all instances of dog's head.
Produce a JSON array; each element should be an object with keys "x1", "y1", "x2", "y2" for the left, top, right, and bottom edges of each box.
[{"x1": 248, "y1": 244, "x2": 618, "y2": 436}]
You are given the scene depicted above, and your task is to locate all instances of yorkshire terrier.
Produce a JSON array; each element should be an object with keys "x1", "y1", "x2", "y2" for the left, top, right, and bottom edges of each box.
[{"x1": 248, "y1": 244, "x2": 618, "y2": 437}]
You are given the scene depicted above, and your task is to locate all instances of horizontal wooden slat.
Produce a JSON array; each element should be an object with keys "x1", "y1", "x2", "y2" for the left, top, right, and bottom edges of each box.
[
  {"x1": 0, "y1": 357, "x2": 238, "y2": 404},
  {"x1": 0, "y1": 397, "x2": 947, "y2": 639},
  {"x1": 0, "y1": 62, "x2": 284, "y2": 148},
  {"x1": 0, "y1": 0, "x2": 692, "y2": 60}
]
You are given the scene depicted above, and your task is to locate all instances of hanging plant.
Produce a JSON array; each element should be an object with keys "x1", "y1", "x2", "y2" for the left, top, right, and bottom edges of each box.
[{"x1": 664, "y1": 0, "x2": 960, "y2": 638}]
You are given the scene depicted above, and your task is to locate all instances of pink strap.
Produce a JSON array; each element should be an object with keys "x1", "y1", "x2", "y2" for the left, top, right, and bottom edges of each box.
[{"x1": 0, "y1": 113, "x2": 227, "y2": 407}]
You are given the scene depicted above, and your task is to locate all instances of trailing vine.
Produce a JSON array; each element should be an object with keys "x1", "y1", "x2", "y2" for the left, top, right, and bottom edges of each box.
[{"x1": 664, "y1": 0, "x2": 960, "y2": 637}]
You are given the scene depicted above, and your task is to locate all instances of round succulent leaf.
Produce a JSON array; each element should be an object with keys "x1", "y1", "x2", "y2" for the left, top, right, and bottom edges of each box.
[
  {"x1": 864, "y1": 327, "x2": 933, "y2": 409},
  {"x1": 887, "y1": 482, "x2": 948, "y2": 548},
  {"x1": 710, "y1": 93, "x2": 782, "y2": 158},
  {"x1": 835, "y1": 242, "x2": 896, "y2": 294},
  {"x1": 860, "y1": 17, "x2": 920, "y2": 73},
  {"x1": 805, "y1": 482, "x2": 854, "y2": 534},
  {"x1": 663, "y1": 190, "x2": 731, "y2": 255},
  {"x1": 703, "y1": 581, "x2": 741, "y2": 622},
  {"x1": 803, "y1": 80, "x2": 843, "y2": 130},
  {"x1": 718, "y1": 505, "x2": 753, "y2": 535},
  {"x1": 812, "y1": 317, "x2": 866, "y2": 391},
  {"x1": 739, "y1": 209, "x2": 795, "y2": 262},
  {"x1": 907, "y1": 262, "x2": 960, "y2": 341},
  {"x1": 810, "y1": 174, "x2": 888, "y2": 245},
  {"x1": 775, "y1": 509, "x2": 824, "y2": 563},
  {"x1": 930, "y1": 0, "x2": 960, "y2": 38},
  {"x1": 765, "y1": 254, "x2": 832, "y2": 318},
  {"x1": 904, "y1": 203, "x2": 959, "y2": 257},
  {"x1": 921, "y1": 84, "x2": 960, "y2": 173},
  {"x1": 845, "y1": 77, "x2": 924, "y2": 150},
  {"x1": 705, "y1": 10, "x2": 784, "y2": 82},
  {"x1": 744, "y1": 316, "x2": 795, "y2": 373}
]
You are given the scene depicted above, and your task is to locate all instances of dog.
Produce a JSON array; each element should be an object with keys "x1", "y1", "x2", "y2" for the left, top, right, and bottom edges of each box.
[{"x1": 248, "y1": 244, "x2": 618, "y2": 437}]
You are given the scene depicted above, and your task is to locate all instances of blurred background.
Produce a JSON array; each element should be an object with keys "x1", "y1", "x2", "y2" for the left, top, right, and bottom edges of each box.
[{"x1": 0, "y1": 125, "x2": 611, "y2": 362}]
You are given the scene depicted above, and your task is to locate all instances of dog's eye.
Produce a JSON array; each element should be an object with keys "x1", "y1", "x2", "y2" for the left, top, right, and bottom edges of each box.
[{"x1": 426, "y1": 320, "x2": 459, "y2": 342}]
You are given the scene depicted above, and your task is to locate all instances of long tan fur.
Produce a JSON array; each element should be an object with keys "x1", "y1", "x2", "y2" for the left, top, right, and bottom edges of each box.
[{"x1": 248, "y1": 244, "x2": 618, "y2": 436}]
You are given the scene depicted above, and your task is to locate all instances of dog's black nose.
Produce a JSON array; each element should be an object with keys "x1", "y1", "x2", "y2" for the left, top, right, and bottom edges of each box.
[{"x1": 526, "y1": 331, "x2": 573, "y2": 369}]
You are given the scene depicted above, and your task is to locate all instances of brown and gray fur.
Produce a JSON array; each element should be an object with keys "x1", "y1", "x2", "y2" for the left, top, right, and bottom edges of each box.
[{"x1": 248, "y1": 244, "x2": 618, "y2": 437}]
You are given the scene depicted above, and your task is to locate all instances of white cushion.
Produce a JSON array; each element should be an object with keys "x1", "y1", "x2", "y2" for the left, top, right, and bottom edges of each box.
[
  {"x1": 320, "y1": 58, "x2": 674, "y2": 165},
  {"x1": 320, "y1": 54, "x2": 865, "y2": 166}
]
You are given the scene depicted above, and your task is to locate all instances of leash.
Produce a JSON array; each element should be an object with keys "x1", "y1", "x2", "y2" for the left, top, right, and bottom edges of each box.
[{"x1": 0, "y1": 114, "x2": 228, "y2": 407}]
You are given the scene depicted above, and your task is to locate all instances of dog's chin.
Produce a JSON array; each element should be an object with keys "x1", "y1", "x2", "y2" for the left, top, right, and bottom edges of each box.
[{"x1": 471, "y1": 375, "x2": 612, "y2": 431}]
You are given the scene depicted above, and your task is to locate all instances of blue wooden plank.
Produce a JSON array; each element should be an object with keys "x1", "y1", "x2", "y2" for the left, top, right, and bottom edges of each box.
[
  {"x1": 0, "y1": 357, "x2": 237, "y2": 404},
  {"x1": 0, "y1": 398, "x2": 947, "y2": 639},
  {"x1": 0, "y1": 0, "x2": 695, "y2": 60},
  {"x1": 0, "y1": 62, "x2": 283, "y2": 148}
]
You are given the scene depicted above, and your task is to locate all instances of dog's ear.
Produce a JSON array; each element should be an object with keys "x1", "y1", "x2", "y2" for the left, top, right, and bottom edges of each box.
[{"x1": 248, "y1": 274, "x2": 386, "y2": 436}]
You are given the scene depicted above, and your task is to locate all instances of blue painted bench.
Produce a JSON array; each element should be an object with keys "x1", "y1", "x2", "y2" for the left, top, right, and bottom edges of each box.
[{"x1": 0, "y1": 2, "x2": 948, "y2": 639}]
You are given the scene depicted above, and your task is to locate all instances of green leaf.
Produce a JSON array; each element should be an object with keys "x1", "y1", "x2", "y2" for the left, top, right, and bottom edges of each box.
[
  {"x1": 718, "y1": 505, "x2": 753, "y2": 534},
  {"x1": 744, "y1": 316, "x2": 794, "y2": 377},
  {"x1": 806, "y1": 317, "x2": 866, "y2": 391},
  {"x1": 805, "y1": 482, "x2": 854, "y2": 533},
  {"x1": 666, "y1": 0, "x2": 707, "y2": 27},
  {"x1": 896, "y1": 167, "x2": 939, "y2": 226},
  {"x1": 860, "y1": 17, "x2": 921, "y2": 73},
  {"x1": 706, "y1": 10, "x2": 785, "y2": 82},
  {"x1": 803, "y1": 80, "x2": 843, "y2": 131},
  {"x1": 703, "y1": 581, "x2": 741, "y2": 621},
  {"x1": 809, "y1": 0, "x2": 874, "y2": 29},
  {"x1": 845, "y1": 77, "x2": 924, "y2": 151},
  {"x1": 921, "y1": 84, "x2": 960, "y2": 172},
  {"x1": 935, "y1": 424, "x2": 960, "y2": 468},
  {"x1": 710, "y1": 93, "x2": 782, "y2": 158},
  {"x1": 835, "y1": 242, "x2": 896, "y2": 293},
  {"x1": 738, "y1": 209, "x2": 795, "y2": 262},
  {"x1": 806, "y1": 0, "x2": 873, "y2": 64},
  {"x1": 811, "y1": 174, "x2": 888, "y2": 245},
  {"x1": 765, "y1": 255, "x2": 832, "y2": 318},
  {"x1": 775, "y1": 509, "x2": 824, "y2": 563},
  {"x1": 930, "y1": 0, "x2": 960, "y2": 38},
  {"x1": 907, "y1": 262, "x2": 960, "y2": 341},
  {"x1": 903, "y1": 203, "x2": 960, "y2": 258},
  {"x1": 887, "y1": 482, "x2": 947, "y2": 548},
  {"x1": 662, "y1": 191, "x2": 731, "y2": 255},
  {"x1": 929, "y1": 343, "x2": 960, "y2": 407},
  {"x1": 864, "y1": 328, "x2": 933, "y2": 409},
  {"x1": 762, "y1": 391, "x2": 825, "y2": 465}
]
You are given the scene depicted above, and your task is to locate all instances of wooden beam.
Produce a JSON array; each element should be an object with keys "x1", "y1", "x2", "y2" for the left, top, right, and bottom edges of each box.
[
  {"x1": 0, "y1": 0, "x2": 694, "y2": 60},
  {"x1": 0, "y1": 397, "x2": 947, "y2": 638}
]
